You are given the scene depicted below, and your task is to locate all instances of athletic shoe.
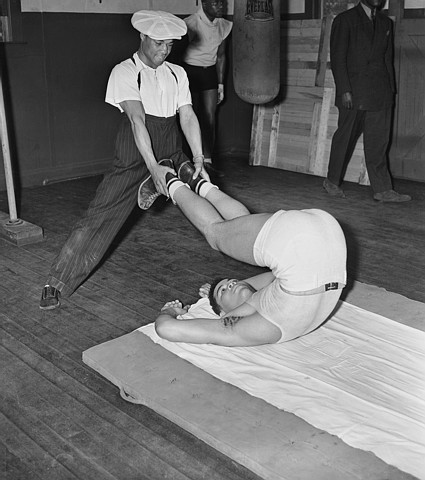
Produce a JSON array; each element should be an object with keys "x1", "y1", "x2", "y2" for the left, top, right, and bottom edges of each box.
[{"x1": 137, "y1": 159, "x2": 174, "y2": 209}]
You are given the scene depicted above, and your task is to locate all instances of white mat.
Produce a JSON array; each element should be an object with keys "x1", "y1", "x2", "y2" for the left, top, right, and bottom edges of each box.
[{"x1": 139, "y1": 298, "x2": 425, "y2": 480}]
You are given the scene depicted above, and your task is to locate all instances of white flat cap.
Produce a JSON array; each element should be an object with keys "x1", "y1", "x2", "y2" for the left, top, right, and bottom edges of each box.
[{"x1": 131, "y1": 10, "x2": 187, "y2": 40}]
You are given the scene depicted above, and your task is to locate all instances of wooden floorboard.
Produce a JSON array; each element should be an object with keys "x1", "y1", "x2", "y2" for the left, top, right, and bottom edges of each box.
[{"x1": 0, "y1": 156, "x2": 424, "y2": 479}]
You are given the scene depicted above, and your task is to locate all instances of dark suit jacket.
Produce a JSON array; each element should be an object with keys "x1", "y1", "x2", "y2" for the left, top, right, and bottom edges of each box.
[{"x1": 330, "y1": 3, "x2": 396, "y2": 111}]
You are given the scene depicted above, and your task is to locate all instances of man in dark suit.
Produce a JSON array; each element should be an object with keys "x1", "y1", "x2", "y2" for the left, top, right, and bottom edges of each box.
[{"x1": 323, "y1": 0, "x2": 411, "y2": 202}]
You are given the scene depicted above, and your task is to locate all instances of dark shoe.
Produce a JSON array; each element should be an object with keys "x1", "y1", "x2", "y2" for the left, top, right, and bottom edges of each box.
[
  {"x1": 40, "y1": 285, "x2": 61, "y2": 310},
  {"x1": 177, "y1": 161, "x2": 208, "y2": 193},
  {"x1": 323, "y1": 178, "x2": 346, "y2": 198},
  {"x1": 373, "y1": 190, "x2": 411, "y2": 203},
  {"x1": 177, "y1": 160, "x2": 196, "y2": 184},
  {"x1": 138, "y1": 159, "x2": 174, "y2": 210},
  {"x1": 204, "y1": 163, "x2": 224, "y2": 178}
]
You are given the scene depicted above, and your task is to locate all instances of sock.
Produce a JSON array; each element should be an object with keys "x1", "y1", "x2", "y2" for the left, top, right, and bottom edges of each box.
[
  {"x1": 166, "y1": 175, "x2": 188, "y2": 204},
  {"x1": 196, "y1": 180, "x2": 219, "y2": 198}
]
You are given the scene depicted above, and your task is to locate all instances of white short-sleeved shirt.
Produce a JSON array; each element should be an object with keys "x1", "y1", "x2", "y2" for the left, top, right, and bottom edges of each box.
[
  {"x1": 105, "y1": 53, "x2": 192, "y2": 117},
  {"x1": 183, "y1": 8, "x2": 232, "y2": 67}
]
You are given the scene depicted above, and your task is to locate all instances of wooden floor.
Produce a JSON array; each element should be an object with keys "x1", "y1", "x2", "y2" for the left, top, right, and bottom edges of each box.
[{"x1": 1, "y1": 157, "x2": 424, "y2": 480}]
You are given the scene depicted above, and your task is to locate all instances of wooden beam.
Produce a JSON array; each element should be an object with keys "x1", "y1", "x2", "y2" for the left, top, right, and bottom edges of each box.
[
  {"x1": 249, "y1": 104, "x2": 265, "y2": 166},
  {"x1": 315, "y1": 16, "x2": 333, "y2": 87},
  {"x1": 312, "y1": 87, "x2": 333, "y2": 177},
  {"x1": 268, "y1": 104, "x2": 281, "y2": 168}
]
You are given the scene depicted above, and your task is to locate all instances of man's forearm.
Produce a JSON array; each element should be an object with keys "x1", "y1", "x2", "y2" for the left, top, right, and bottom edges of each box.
[
  {"x1": 130, "y1": 120, "x2": 158, "y2": 172},
  {"x1": 179, "y1": 109, "x2": 203, "y2": 158},
  {"x1": 216, "y1": 41, "x2": 226, "y2": 84},
  {"x1": 121, "y1": 101, "x2": 159, "y2": 172},
  {"x1": 216, "y1": 56, "x2": 225, "y2": 84}
]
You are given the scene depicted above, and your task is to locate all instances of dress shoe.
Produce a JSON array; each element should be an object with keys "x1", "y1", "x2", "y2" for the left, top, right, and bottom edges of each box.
[
  {"x1": 323, "y1": 178, "x2": 346, "y2": 198},
  {"x1": 40, "y1": 285, "x2": 61, "y2": 310},
  {"x1": 138, "y1": 159, "x2": 174, "y2": 209},
  {"x1": 373, "y1": 190, "x2": 411, "y2": 203}
]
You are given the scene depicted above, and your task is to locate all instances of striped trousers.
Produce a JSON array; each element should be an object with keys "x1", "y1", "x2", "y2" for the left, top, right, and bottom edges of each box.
[{"x1": 47, "y1": 114, "x2": 190, "y2": 297}]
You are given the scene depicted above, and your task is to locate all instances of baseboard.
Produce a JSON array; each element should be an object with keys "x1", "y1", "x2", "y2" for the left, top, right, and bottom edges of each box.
[{"x1": 0, "y1": 157, "x2": 112, "y2": 191}]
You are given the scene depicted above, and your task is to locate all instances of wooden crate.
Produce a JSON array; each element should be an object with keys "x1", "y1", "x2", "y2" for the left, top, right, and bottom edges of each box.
[{"x1": 250, "y1": 19, "x2": 369, "y2": 186}]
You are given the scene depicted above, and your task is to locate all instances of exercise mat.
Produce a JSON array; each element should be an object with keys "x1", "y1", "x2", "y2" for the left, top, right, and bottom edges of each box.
[{"x1": 83, "y1": 282, "x2": 425, "y2": 480}]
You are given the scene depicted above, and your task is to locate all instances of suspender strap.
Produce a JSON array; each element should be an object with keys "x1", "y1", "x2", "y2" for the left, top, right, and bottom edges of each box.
[
  {"x1": 130, "y1": 57, "x2": 178, "y2": 90},
  {"x1": 280, "y1": 282, "x2": 346, "y2": 296},
  {"x1": 166, "y1": 64, "x2": 178, "y2": 84},
  {"x1": 130, "y1": 56, "x2": 141, "y2": 90}
]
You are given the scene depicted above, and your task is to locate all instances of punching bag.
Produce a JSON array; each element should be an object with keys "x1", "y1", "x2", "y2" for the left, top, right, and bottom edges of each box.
[{"x1": 233, "y1": 0, "x2": 280, "y2": 104}]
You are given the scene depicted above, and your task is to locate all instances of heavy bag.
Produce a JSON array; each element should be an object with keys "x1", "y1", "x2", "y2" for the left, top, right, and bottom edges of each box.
[{"x1": 232, "y1": 0, "x2": 280, "y2": 104}]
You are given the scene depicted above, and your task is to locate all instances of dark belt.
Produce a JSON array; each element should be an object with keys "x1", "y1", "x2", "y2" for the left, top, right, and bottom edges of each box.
[{"x1": 280, "y1": 282, "x2": 345, "y2": 296}]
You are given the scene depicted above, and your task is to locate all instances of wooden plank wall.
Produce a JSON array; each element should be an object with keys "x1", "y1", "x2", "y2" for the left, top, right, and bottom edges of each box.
[{"x1": 250, "y1": 19, "x2": 370, "y2": 186}]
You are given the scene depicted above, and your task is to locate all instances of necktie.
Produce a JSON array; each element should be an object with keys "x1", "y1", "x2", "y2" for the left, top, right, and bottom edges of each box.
[{"x1": 371, "y1": 8, "x2": 376, "y2": 28}]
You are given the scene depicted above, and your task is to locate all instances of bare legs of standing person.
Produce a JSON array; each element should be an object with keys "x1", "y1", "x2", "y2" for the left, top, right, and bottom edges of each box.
[{"x1": 192, "y1": 89, "x2": 223, "y2": 177}]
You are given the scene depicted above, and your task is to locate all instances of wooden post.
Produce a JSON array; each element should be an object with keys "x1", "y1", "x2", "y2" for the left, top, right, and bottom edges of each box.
[
  {"x1": 0, "y1": 66, "x2": 18, "y2": 220},
  {"x1": 0, "y1": 0, "x2": 44, "y2": 245},
  {"x1": 312, "y1": 87, "x2": 333, "y2": 177},
  {"x1": 0, "y1": 60, "x2": 44, "y2": 245},
  {"x1": 315, "y1": 15, "x2": 333, "y2": 88},
  {"x1": 268, "y1": 104, "x2": 280, "y2": 168},
  {"x1": 249, "y1": 104, "x2": 265, "y2": 165}
]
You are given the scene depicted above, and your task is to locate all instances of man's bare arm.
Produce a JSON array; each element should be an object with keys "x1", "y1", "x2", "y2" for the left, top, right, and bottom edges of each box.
[
  {"x1": 178, "y1": 104, "x2": 210, "y2": 181},
  {"x1": 155, "y1": 302, "x2": 281, "y2": 346},
  {"x1": 216, "y1": 40, "x2": 226, "y2": 103}
]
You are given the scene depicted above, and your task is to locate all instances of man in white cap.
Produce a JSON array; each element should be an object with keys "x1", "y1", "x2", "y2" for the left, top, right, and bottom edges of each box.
[{"x1": 39, "y1": 10, "x2": 209, "y2": 310}]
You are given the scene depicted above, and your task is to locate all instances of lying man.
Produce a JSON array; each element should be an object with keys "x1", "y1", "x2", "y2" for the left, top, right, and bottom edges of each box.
[{"x1": 152, "y1": 163, "x2": 347, "y2": 347}]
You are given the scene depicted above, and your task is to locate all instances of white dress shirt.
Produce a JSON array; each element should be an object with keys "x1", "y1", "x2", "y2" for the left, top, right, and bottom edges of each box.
[{"x1": 105, "y1": 52, "x2": 192, "y2": 118}]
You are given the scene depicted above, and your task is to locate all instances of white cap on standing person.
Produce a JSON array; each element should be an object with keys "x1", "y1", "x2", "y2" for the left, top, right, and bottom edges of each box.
[{"x1": 131, "y1": 10, "x2": 187, "y2": 40}]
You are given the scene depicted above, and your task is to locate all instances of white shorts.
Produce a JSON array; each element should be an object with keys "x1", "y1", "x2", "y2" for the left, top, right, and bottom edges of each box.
[{"x1": 247, "y1": 209, "x2": 347, "y2": 342}]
